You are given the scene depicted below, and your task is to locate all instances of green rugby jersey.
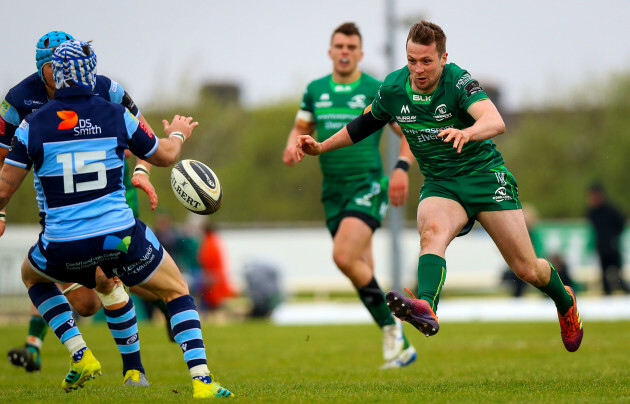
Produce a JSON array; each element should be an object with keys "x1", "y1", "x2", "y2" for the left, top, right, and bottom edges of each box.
[
  {"x1": 301, "y1": 73, "x2": 384, "y2": 179},
  {"x1": 371, "y1": 63, "x2": 504, "y2": 179},
  {"x1": 123, "y1": 158, "x2": 140, "y2": 218}
]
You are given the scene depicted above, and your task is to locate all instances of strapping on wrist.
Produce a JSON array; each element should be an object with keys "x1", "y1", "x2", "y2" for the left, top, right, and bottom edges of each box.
[
  {"x1": 133, "y1": 164, "x2": 150, "y2": 177},
  {"x1": 169, "y1": 131, "x2": 186, "y2": 144}
]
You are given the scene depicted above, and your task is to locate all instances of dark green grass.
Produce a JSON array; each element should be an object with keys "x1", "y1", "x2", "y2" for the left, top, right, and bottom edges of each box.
[{"x1": 1, "y1": 320, "x2": 629, "y2": 403}]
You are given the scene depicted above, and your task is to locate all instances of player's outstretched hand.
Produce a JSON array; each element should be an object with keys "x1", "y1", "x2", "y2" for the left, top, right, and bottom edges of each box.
[
  {"x1": 437, "y1": 128, "x2": 471, "y2": 154},
  {"x1": 162, "y1": 115, "x2": 199, "y2": 142},
  {"x1": 296, "y1": 135, "x2": 322, "y2": 161},
  {"x1": 389, "y1": 169, "x2": 409, "y2": 207},
  {"x1": 131, "y1": 173, "x2": 158, "y2": 210}
]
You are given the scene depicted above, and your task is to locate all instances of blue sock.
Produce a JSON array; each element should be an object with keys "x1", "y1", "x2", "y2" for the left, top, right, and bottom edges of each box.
[
  {"x1": 104, "y1": 298, "x2": 144, "y2": 375},
  {"x1": 167, "y1": 295, "x2": 207, "y2": 369},
  {"x1": 28, "y1": 283, "x2": 81, "y2": 344}
]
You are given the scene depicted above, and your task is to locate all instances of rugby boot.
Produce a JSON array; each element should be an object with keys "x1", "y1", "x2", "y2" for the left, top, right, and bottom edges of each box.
[
  {"x1": 386, "y1": 288, "x2": 439, "y2": 337},
  {"x1": 557, "y1": 286, "x2": 583, "y2": 352},
  {"x1": 7, "y1": 344, "x2": 41, "y2": 372},
  {"x1": 192, "y1": 374, "x2": 234, "y2": 399},
  {"x1": 61, "y1": 348, "x2": 102, "y2": 392}
]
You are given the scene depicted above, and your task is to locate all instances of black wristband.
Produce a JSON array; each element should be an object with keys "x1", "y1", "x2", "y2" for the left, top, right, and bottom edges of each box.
[{"x1": 394, "y1": 159, "x2": 410, "y2": 172}]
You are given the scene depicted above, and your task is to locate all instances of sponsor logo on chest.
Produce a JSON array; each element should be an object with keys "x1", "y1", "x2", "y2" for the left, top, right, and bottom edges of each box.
[
  {"x1": 315, "y1": 93, "x2": 333, "y2": 108},
  {"x1": 396, "y1": 104, "x2": 417, "y2": 123},
  {"x1": 412, "y1": 94, "x2": 431, "y2": 102},
  {"x1": 24, "y1": 99, "x2": 44, "y2": 107},
  {"x1": 347, "y1": 94, "x2": 367, "y2": 109},
  {"x1": 433, "y1": 104, "x2": 453, "y2": 121}
]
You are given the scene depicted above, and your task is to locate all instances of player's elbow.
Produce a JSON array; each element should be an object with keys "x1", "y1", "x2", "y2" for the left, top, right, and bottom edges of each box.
[
  {"x1": 492, "y1": 116, "x2": 506, "y2": 136},
  {"x1": 496, "y1": 120, "x2": 506, "y2": 135},
  {"x1": 146, "y1": 150, "x2": 178, "y2": 167},
  {"x1": 147, "y1": 141, "x2": 182, "y2": 167}
]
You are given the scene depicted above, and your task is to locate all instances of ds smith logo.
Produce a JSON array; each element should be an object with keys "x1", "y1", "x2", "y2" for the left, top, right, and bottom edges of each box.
[{"x1": 57, "y1": 110, "x2": 102, "y2": 135}]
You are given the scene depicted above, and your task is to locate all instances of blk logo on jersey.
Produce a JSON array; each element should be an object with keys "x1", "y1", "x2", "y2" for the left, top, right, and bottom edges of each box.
[{"x1": 57, "y1": 110, "x2": 78, "y2": 130}]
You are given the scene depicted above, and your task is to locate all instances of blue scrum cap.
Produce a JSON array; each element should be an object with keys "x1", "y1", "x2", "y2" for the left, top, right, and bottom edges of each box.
[
  {"x1": 52, "y1": 40, "x2": 97, "y2": 90},
  {"x1": 35, "y1": 31, "x2": 75, "y2": 79}
]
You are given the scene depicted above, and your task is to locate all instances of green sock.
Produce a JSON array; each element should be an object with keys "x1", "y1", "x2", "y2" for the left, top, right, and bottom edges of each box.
[
  {"x1": 418, "y1": 254, "x2": 447, "y2": 312},
  {"x1": 26, "y1": 316, "x2": 48, "y2": 351},
  {"x1": 357, "y1": 277, "x2": 410, "y2": 349},
  {"x1": 536, "y1": 261, "x2": 573, "y2": 315},
  {"x1": 27, "y1": 315, "x2": 48, "y2": 345},
  {"x1": 357, "y1": 277, "x2": 396, "y2": 328}
]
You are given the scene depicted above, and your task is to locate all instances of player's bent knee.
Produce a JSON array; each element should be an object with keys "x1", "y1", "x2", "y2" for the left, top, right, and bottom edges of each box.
[
  {"x1": 67, "y1": 287, "x2": 102, "y2": 316},
  {"x1": 21, "y1": 258, "x2": 42, "y2": 289},
  {"x1": 419, "y1": 221, "x2": 447, "y2": 250},
  {"x1": 332, "y1": 249, "x2": 352, "y2": 272},
  {"x1": 160, "y1": 286, "x2": 191, "y2": 303},
  {"x1": 96, "y1": 282, "x2": 129, "y2": 309}
]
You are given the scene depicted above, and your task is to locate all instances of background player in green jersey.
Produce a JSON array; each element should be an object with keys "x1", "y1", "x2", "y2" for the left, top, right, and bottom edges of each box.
[
  {"x1": 283, "y1": 22, "x2": 417, "y2": 368},
  {"x1": 296, "y1": 20, "x2": 584, "y2": 353}
]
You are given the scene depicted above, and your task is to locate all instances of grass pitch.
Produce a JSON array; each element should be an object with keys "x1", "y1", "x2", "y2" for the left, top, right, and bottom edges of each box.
[{"x1": 1, "y1": 319, "x2": 629, "y2": 403}]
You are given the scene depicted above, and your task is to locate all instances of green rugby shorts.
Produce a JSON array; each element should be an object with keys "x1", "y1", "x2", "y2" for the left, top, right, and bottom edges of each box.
[
  {"x1": 322, "y1": 172, "x2": 389, "y2": 236},
  {"x1": 419, "y1": 166, "x2": 521, "y2": 236}
]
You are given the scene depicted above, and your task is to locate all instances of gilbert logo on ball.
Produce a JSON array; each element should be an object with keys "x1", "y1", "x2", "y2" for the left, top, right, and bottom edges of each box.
[{"x1": 171, "y1": 159, "x2": 222, "y2": 215}]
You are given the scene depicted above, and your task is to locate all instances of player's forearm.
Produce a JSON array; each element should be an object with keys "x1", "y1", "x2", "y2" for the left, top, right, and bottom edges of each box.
[
  {"x1": 320, "y1": 126, "x2": 354, "y2": 153},
  {"x1": 134, "y1": 158, "x2": 152, "y2": 175},
  {"x1": 467, "y1": 116, "x2": 505, "y2": 141},
  {"x1": 286, "y1": 127, "x2": 302, "y2": 148},
  {"x1": 397, "y1": 135, "x2": 415, "y2": 163},
  {"x1": 466, "y1": 101, "x2": 506, "y2": 141},
  {"x1": 145, "y1": 137, "x2": 184, "y2": 167},
  {"x1": 287, "y1": 119, "x2": 315, "y2": 147},
  {"x1": 0, "y1": 165, "x2": 28, "y2": 210}
]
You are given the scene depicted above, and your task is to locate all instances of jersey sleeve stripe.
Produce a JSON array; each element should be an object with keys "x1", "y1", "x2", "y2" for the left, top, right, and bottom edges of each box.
[{"x1": 3, "y1": 158, "x2": 28, "y2": 169}]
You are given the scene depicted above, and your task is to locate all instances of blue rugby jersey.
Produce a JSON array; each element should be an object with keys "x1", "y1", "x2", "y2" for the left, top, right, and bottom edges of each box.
[
  {"x1": 0, "y1": 73, "x2": 140, "y2": 211},
  {"x1": 5, "y1": 86, "x2": 158, "y2": 242},
  {"x1": 0, "y1": 73, "x2": 138, "y2": 149}
]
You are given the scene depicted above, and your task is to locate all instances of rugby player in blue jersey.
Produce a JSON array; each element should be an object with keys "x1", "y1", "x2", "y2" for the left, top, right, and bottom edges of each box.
[
  {"x1": 1, "y1": 31, "x2": 169, "y2": 385},
  {"x1": 0, "y1": 40, "x2": 232, "y2": 398}
]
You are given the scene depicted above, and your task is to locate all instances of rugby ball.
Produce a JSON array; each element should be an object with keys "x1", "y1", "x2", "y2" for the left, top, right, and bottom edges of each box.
[{"x1": 171, "y1": 159, "x2": 222, "y2": 215}]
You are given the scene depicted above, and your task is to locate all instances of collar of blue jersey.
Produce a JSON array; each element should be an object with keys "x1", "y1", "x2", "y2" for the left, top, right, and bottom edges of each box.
[{"x1": 54, "y1": 86, "x2": 94, "y2": 99}]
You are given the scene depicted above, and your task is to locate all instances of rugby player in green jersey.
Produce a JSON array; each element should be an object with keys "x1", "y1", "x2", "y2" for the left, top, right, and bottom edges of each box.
[
  {"x1": 283, "y1": 22, "x2": 417, "y2": 368},
  {"x1": 297, "y1": 20, "x2": 583, "y2": 353}
]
